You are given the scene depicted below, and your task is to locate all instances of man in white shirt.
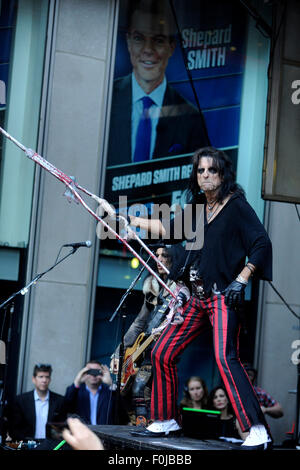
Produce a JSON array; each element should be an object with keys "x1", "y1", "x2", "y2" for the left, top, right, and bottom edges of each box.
[
  {"x1": 9, "y1": 364, "x2": 66, "y2": 441},
  {"x1": 33, "y1": 367, "x2": 51, "y2": 439}
]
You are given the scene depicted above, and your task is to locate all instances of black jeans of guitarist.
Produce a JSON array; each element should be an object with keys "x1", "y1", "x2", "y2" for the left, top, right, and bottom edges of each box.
[{"x1": 131, "y1": 361, "x2": 152, "y2": 424}]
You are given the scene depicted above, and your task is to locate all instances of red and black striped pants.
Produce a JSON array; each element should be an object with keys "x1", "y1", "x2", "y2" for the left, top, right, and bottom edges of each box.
[{"x1": 150, "y1": 294, "x2": 267, "y2": 432}]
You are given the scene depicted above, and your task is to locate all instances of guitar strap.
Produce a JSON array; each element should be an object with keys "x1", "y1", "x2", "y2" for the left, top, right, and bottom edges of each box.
[{"x1": 145, "y1": 295, "x2": 172, "y2": 336}]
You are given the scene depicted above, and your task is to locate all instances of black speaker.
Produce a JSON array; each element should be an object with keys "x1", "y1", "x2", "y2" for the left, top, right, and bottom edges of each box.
[{"x1": 262, "y1": 0, "x2": 300, "y2": 203}]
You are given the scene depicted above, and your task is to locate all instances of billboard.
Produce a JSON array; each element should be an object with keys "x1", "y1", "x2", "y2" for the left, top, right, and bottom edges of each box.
[{"x1": 104, "y1": 0, "x2": 248, "y2": 215}]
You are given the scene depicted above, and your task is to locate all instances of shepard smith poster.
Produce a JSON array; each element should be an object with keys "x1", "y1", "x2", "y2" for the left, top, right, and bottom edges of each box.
[{"x1": 104, "y1": 0, "x2": 247, "y2": 208}]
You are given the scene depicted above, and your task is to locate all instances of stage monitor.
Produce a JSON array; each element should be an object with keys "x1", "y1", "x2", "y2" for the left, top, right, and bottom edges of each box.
[{"x1": 181, "y1": 407, "x2": 221, "y2": 440}]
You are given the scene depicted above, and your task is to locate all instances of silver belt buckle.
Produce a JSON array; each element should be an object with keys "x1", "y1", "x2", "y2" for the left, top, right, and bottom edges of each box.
[
  {"x1": 212, "y1": 282, "x2": 221, "y2": 295},
  {"x1": 192, "y1": 281, "x2": 206, "y2": 299}
]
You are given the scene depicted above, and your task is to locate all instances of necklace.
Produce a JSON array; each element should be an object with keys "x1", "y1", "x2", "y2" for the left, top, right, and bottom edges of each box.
[
  {"x1": 206, "y1": 201, "x2": 219, "y2": 221},
  {"x1": 207, "y1": 200, "x2": 217, "y2": 211}
]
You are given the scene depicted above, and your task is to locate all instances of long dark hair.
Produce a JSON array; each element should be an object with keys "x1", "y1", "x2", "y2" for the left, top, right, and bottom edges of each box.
[
  {"x1": 208, "y1": 384, "x2": 234, "y2": 415},
  {"x1": 187, "y1": 147, "x2": 245, "y2": 203},
  {"x1": 142, "y1": 242, "x2": 187, "y2": 282}
]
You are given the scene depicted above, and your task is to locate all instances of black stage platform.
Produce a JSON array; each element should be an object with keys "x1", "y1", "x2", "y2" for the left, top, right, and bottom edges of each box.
[{"x1": 90, "y1": 425, "x2": 244, "y2": 451}]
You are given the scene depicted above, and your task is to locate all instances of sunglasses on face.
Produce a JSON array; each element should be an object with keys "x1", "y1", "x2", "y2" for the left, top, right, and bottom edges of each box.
[{"x1": 197, "y1": 167, "x2": 218, "y2": 175}]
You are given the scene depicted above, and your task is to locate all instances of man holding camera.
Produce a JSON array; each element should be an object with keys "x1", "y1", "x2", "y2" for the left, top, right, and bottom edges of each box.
[{"x1": 64, "y1": 361, "x2": 115, "y2": 425}]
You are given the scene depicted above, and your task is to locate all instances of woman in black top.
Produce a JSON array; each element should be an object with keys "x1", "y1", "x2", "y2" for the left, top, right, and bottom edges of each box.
[
  {"x1": 209, "y1": 385, "x2": 248, "y2": 441},
  {"x1": 125, "y1": 147, "x2": 273, "y2": 450}
]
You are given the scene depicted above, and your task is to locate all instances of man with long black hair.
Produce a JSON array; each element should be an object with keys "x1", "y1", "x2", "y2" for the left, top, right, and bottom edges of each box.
[{"x1": 126, "y1": 146, "x2": 273, "y2": 450}]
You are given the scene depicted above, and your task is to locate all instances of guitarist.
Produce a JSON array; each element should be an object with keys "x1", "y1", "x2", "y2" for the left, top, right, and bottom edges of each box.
[{"x1": 110, "y1": 244, "x2": 184, "y2": 427}]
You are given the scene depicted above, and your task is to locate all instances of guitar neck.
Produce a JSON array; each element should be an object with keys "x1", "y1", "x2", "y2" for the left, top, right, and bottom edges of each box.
[
  {"x1": 131, "y1": 334, "x2": 155, "y2": 363},
  {"x1": 130, "y1": 296, "x2": 171, "y2": 363}
]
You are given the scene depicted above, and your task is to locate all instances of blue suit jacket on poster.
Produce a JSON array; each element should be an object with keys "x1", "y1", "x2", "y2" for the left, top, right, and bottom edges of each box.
[
  {"x1": 64, "y1": 383, "x2": 114, "y2": 425},
  {"x1": 107, "y1": 74, "x2": 210, "y2": 166}
]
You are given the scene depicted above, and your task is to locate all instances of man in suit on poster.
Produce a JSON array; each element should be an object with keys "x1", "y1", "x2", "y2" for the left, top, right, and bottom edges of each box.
[{"x1": 107, "y1": 0, "x2": 209, "y2": 166}]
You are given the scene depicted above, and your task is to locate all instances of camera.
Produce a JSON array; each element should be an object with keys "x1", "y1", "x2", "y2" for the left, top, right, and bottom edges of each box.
[{"x1": 86, "y1": 368, "x2": 103, "y2": 376}]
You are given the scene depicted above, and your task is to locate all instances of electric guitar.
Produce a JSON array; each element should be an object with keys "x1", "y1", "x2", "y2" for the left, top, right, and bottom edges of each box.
[{"x1": 120, "y1": 297, "x2": 171, "y2": 395}]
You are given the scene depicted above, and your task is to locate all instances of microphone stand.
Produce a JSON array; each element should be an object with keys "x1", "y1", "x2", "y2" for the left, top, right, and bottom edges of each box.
[
  {"x1": 0, "y1": 245, "x2": 81, "y2": 443},
  {"x1": 109, "y1": 255, "x2": 151, "y2": 424},
  {"x1": 0, "y1": 246, "x2": 80, "y2": 311}
]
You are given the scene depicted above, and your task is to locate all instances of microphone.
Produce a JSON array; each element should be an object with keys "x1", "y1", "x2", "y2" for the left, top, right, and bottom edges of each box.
[{"x1": 63, "y1": 241, "x2": 92, "y2": 248}]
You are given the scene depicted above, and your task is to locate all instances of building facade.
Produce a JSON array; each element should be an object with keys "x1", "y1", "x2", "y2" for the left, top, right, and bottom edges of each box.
[{"x1": 0, "y1": 0, "x2": 299, "y2": 445}]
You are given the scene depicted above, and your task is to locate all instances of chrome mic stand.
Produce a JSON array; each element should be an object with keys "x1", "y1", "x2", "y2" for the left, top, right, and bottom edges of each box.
[
  {"x1": 0, "y1": 245, "x2": 82, "y2": 443},
  {"x1": 109, "y1": 255, "x2": 151, "y2": 424}
]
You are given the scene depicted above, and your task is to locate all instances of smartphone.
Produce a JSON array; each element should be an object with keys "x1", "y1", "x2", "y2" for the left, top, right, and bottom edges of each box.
[{"x1": 86, "y1": 368, "x2": 103, "y2": 376}]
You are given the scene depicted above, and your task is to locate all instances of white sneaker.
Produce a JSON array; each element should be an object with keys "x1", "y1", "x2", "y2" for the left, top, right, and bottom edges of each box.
[
  {"x1": 130, "y1": 418, "x2": 181, "y2": 437},
  {"x1": 241, "y1": 425, "x2": 272, "y2": 450},
  {"x1": 147, "y1": 419, "x2": 181, "y2": 434}
]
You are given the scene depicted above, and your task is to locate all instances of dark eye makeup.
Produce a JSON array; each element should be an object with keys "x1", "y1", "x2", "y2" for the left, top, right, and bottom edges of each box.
[{"x1": 197, "y1": 167, "x2": 218, "y2": 174}]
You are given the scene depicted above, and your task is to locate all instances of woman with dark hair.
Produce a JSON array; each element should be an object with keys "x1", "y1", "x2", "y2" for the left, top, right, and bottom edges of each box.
[
  {"x1": 180, "y1": 376, "x2": 209, "y2": 410},
  {"x1": 208, "y1": 385, "x2": 248, "y2": 441},
  {"x1": 104, "y1": 146, "x2": 273, "y2": 450}
]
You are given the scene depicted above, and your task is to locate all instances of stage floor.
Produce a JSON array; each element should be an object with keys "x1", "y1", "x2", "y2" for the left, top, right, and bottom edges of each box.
[{"x1": 90, "y1": 425, "x2": 243, "y2": 451}]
